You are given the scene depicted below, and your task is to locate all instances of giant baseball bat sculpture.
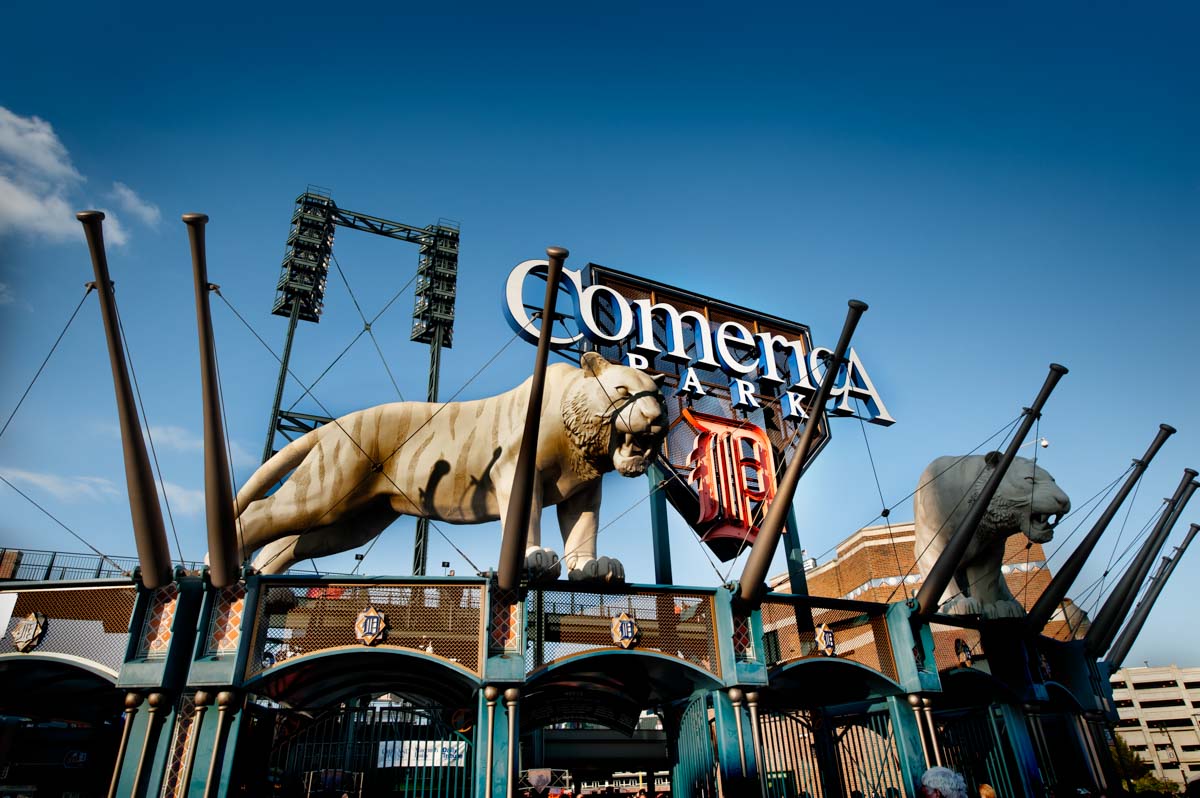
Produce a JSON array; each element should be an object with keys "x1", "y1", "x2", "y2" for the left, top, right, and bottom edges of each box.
[
  {"x1": 1027, "y1": 424, "x2": 1175, "y2": 634},
  {"x1": 77, "y1": 211, "x2": 173, "y2": 588},
  {"x1": 497, "y1": 248, "x2": 567, "y2": 591},
  {"x1": 737, "y1": 299, "x2": 869, "y2": 608},
  {"x1": 183, "y1": 213, "x2": 240, "y2": 588}
]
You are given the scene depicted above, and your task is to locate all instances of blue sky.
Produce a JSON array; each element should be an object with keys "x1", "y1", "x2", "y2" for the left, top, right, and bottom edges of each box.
[{"x1": 0, "y1": 2, "x2": 1197, "y2": 667}]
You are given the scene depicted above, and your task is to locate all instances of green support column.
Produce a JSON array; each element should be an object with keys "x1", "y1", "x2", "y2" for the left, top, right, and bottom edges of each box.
[
  {"x1": 647, "y1": 462, "x2": 673, "y2": 585},
  {"x1": 112, "y1": 692, "x2": 173, "y2": 798},
  {"x1": 711, "y1": 689, "x2": 753, "y2": 785},
  {"x1": 887, "y1": 695, "x2": 928, "y2": 797},
  {"x1": 998, "y1": 703, "x2": 1045, "y2": 798}
]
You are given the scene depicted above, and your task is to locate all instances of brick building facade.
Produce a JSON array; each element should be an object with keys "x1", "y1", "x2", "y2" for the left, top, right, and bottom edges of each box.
[{"x1": 769, "y1": 522, "x2": 1089, "y2": 644}]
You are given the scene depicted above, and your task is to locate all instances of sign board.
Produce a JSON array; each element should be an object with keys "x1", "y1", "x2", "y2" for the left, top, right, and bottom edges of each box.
[
  {"x1": 503, "y1": 261, "x2": 893, "y2": 559},
  {"x1": 377, "y1": 740, "x2": 467, "y2": 768}
]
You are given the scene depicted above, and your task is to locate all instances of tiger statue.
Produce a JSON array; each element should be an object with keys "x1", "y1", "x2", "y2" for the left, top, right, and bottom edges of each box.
[
  {"x1": 233, "y1": 352, "x2": 667, "y2": 582},
  {"x1": 913, "y1": 452, "x2": 1070, "y2": 618}
]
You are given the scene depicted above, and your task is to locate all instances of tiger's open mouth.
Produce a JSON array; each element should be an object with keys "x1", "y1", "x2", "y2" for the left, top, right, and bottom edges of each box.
[
  {"x1": 1028, "y1": 511, "x2": 1061, "y2": 540},
  {"x1": 612, "y1": 427, "x2": 665, "y2": 476}
]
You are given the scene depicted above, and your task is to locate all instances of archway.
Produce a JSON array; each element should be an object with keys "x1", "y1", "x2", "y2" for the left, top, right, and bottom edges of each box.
[
  {"x1": 760, "y1": 657, "x2": 908, "y2": 798},
  {"x1": 237, "y1": 648, "x2": 481, "y2": 797},
  {"x1": 523, "y1": 650, "x2": 725, "y2": 796}
]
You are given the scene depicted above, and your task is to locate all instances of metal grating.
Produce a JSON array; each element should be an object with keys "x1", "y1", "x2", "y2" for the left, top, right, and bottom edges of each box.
[
  {"x1": 0, "y1": 584, "x2": 138, "y2": 675},
  {"x1": 527, "y1": 588, "x2": 721, "y2": 677},
  {"x1": 160, "y1": 694, "x2": 199, "y2": 798},
  {"x1": 760, "y1": 597, "x2": 898, "y2": 682},
  {"x1": 246, "y1": 581, "x2": 485, "y2": 678}
]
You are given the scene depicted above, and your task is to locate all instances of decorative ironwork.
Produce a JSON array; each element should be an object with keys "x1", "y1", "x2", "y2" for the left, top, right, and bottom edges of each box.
[
  {"x1": 528, "y1": 587, "x2": 721, "y2": 677},
  {"x1": 817, "y1": 623, "x2": 836, "y2": 657},
  {"x1": 355, "y1": 606, "x2": 388, "y2": 646},
  {"x1": 10, "y1": 611, "x2": 46, "y2": 652},
  {"x1": 0, "y1": 583, "x2": 137, "y2": 675},
  {"x1": 256, "y1": 702, "x2": 473, "y2": 797},
  {"x1": 488, "y1": 588, "x2": 522, "y2": 655},
  {"x1": 246, "y1": 580, "x2": 485, "y2": 678},
  {"x1": 160, "y1": 695, "x2": 199, "y2": 798},
  {"x1": 610, "y1": 612, "x2": 639, "y2": 649},
  {"x1": 137, "y1": 584, "x2": 180, "y2": 659},
  {"x1": 732, "y1": 614, "x2": 755, "y2": 662},
  {"x1": 204, "y1": 583, "x2": 247, "y2": 656}
]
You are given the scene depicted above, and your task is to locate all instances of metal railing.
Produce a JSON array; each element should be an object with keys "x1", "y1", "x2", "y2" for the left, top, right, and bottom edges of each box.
[
  {"x1": 0, "y1": 548, "x2": 202, "y2": 582},
  {"x1": 760, "y1": 593, "x2": 899, "y2": 682}
]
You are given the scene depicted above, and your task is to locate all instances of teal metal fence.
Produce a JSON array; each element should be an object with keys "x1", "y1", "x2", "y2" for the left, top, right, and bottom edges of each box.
[{"x1": 673, "y1": 693, "x2": 718, "y2": 798}]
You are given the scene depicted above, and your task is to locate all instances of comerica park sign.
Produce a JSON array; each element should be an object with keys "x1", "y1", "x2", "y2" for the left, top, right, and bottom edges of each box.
[
  {"x1": 503, "y1": 259, "x2": 894, "y2": 560},
  {"x1": 503, "y1": 260, "x2": 894, "y2": 427}
]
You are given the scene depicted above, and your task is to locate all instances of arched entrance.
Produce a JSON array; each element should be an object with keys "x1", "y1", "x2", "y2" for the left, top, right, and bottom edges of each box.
[
  {"x1": 0, "y1": 657, "x2": 125, "y2": 794},
  {"x1": 236, "y1": 649, "x2": 481, "y2": 796},
  {"x1": 523, "y1": 650, "x2": 725, "y2": 797},
  {"x1": 761, "y1": 657, "x2": 909, "y2": 798},
  {"x1": 932, "y1": 668, "x2": 1030, "y2": 798}
]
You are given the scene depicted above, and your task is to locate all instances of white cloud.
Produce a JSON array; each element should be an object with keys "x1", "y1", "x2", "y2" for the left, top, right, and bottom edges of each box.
[
  {"x1": 0, "y1": 466, "x2": 119, "y2": 503},
  {"x1": 0, "y1": 106, "x2": 81, "y2": 184},
  {"x1": 147, "y1": 424, "x2": 258, "y2": 468},
  {"x1": 110, "y1": 181, "x2": 160, "y2": 227},
  {"x1": 0, "y1": 282, "x2": 13, "y2": 305},
  {"x1": 0, "y1": 106, "x2": 132, "y2": 246},
  {"x1": 160, "y1": 480, "x2": 205, "y2": 517}
]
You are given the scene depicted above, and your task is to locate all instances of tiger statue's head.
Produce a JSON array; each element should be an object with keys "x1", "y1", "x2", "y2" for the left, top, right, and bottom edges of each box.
[
  {"x1": 971, "y1": 452, "x2": 1071, "y2": 545},
  {"x1": 562, "y1": 352, "x2": 668, "y2": 479}
]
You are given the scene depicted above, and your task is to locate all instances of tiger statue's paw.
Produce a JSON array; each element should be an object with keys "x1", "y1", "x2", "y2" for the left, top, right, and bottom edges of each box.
[
  {"x1": 524, "y1": 546, "x2": 562, "y2": 583},
  {"x1": 568, "y1": 556, "x2": 625, "y2": 585},
  {"x1": 941, "y1": 595, "x2": 983, "y2": 616}
]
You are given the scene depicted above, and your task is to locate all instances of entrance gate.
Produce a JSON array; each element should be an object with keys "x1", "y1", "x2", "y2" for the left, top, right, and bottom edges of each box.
[
  {"x1": 673, "y1": 693, "x2": 718, "y2": 798},
  {"x1": 933, "y1": 706, "x2": 1019, "y2": 798},
  {"x1": 759, "y1": 707, "x2": 904, "y2": 798},
  {"x1": 257, "y1": 703, "x2": 473, "y2": 797}
]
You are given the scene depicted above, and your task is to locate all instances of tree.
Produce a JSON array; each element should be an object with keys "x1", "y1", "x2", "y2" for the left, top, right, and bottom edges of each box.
[
  {"x1": 1132, "y1": 773, "x2": 1182, "y2": 795},
  {"x1": 1111, "y1": 735, "x2": 1151, "y2": 783}
]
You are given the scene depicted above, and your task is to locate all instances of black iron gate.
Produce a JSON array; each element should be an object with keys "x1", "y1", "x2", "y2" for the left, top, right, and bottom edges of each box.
[
  {"x1": 759, "y1": 707, "x2": 904, "y2": 798},
  {"x1": 934, "y1": 705, "x2": 1019, "y2": 798},
  {"x1": 253, "y1": 702, "x2": 474, "y2": 797}
]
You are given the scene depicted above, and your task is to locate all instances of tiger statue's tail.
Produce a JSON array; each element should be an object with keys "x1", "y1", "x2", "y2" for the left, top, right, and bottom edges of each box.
[{"x1": 234, "y1": 430, "x2": 321, "y2": 513}]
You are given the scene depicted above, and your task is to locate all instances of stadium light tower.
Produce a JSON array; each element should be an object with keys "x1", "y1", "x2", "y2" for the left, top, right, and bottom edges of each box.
[{"x1": 260, "y1": 188, "x2": 459, "y2": 576}]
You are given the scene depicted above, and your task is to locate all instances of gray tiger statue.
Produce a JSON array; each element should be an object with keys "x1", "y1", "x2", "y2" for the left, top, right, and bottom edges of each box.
[
  {"x1": 913, "y1": 452, "x2": 1070, "y2": 618},
  {"x1": 235, "y1": 352, "x2": 667, "y2": 581}
]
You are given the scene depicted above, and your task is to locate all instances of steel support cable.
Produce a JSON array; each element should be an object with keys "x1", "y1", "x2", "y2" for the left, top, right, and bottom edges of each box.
[
  {"x1": 882, "y1": 414, "x2": 1025, "y2": 603},
  {"x1": 0, "y1": 474, "x2": 127, "y2": 574},
  {"x1": 1072, "y1": 508, "x2": 1163, "y2": 614},
  {"x1": 115, "y1": 303, "x2": 184, "y2": 567},
  {"x1": 331, "y1": 252, "x2": 406, "y2": 402},
  {"x1": 284, "y1": 255, "x2": 417, "y2": 413},
  {"x1": 854, "y1": 395, "x2": 904, "y2": 595},
  {"x1": 1097, "y1": 466, "x2": 1146, "y2": 604},
  {"x1": 1072, "y1": 506, "x2": 1165, "y2": 615},
  {"x1": 218, "y1": 289, "x2": 520, "y2": 574},
  {"x1": 815, "y1": 411, "x2": 1025, "y2": 577},
  {"x1": 0, "y1": 286, "x2": 93, "y2": 443}
]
